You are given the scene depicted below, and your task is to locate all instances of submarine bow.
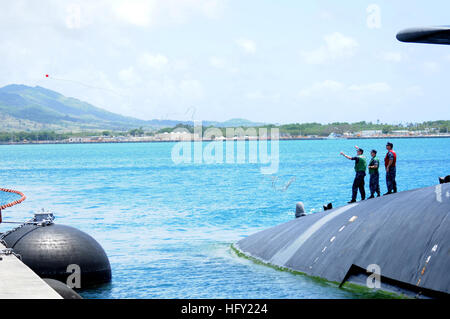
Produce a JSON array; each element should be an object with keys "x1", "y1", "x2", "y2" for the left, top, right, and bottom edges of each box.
[{"x1": 235, "y1": 184, "x2": 450, "y2": 297}]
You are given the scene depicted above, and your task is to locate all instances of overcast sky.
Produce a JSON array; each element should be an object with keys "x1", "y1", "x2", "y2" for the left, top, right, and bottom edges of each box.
[{"x1": 1, "y1": 0, "x2": 449, "y2": 124}]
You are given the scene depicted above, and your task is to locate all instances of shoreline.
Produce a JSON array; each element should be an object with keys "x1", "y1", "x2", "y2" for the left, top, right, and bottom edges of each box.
[{"x1": 0, "y1": 135, "x2": 449, "y2": 146}]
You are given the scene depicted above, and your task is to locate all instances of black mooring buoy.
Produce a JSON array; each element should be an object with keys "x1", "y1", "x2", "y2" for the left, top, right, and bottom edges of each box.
[
  {"x1": 43, "y1": 278, "x2": 83, "y2": 299},
  {"x1": 1, "y1": 214, "x2": 111, "y2": 288}
]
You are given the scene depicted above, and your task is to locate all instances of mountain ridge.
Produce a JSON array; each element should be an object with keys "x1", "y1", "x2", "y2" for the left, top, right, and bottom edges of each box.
[{"x1": 0, "y1": 84, "x2": 265, "y2": 131}]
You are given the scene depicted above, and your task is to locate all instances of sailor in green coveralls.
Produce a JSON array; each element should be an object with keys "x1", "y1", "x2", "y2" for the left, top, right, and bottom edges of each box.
[{"x1": 340, "y1": 146, "x2": 367, "y2": 203}]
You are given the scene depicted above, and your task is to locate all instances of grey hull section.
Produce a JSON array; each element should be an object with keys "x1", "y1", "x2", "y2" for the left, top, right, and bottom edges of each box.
[{"x1": 235, "y1": 184, "x2": 450, "y2": 297}]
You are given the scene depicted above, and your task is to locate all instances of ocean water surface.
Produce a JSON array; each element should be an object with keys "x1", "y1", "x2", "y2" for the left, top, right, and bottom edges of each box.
[{"x1": 0, "y1": 138, "x2": 448, "y2": 298}]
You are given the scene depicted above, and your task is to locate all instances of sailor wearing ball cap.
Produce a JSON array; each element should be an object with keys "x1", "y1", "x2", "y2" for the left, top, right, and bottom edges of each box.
[{"x1": 384, "y1": 142, "x2": 397, "y2": 195}]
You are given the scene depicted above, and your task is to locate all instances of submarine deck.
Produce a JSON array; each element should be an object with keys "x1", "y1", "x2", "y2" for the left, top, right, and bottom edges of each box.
[
  {"x1": 235, "y1": 183, "x2": 450, "y2": 297},
  {"x1": 0, "y1": 242, "x2": 62, "y2": 299}
]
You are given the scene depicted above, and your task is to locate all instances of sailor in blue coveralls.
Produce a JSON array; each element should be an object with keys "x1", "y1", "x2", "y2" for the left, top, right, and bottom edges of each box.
[
  {"x1": 384, "y1": 142, "x2": 398, "y2": 195},
  {"x1": 368, "y1": 149, "x2": 381, "y2": 198}
]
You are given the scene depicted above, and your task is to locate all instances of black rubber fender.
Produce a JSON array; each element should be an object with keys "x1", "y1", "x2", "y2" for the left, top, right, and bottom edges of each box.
[
  {"x1": 43, "y1": 278, "x2": 83, "y2": 299},
  {"x1": 2, "y1": 224, "x2": 111, "y2": 288}
]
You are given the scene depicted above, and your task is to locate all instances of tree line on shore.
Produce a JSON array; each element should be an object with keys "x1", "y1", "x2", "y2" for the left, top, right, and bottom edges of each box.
[
  {"x1": 159, "y1": 121, "x2": 450, "y2": 137},
  {"x1": 0, "y1": 120, "x2": 448, "y2": 142}
]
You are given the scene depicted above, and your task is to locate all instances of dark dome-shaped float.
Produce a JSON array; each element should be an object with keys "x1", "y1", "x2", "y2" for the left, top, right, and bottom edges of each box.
[{"x1": 1, "y1": 214, "x2": 111, "y2": 288}]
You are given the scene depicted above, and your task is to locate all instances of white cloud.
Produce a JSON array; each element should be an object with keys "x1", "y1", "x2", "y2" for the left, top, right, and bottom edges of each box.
[
  {"x1": 208, "y1": 56, "x2": 239, "y2": 73},
  {"x1": 200, "y1": 0, "x2": 225, "y2": 19},
  {"x1": 245, "y1": 91, "x2": 264, "y2": 99},
  {"x1": 118, "y1": 67, "x2": 142, "y2": 85},
  {"x1": 236, "y1": 38, "x2": 256, "y2": 54},
  {"x1": 172, "y1": 58, "x2": 190, "y2": 71},
  {"x1": 300, "y1": 32, "x2": 358, "y2": 64},
  {"x1": 245, "y1": 91, "x2": 280, "y2": 100},
  {"x1": 180, "y1": 79, "x2": 205, "y2": 100},
  {"x1": 113, "y1": 0, "x2": 157, "y2": 27},
  {"x1": 65, "y1": 4, "x2": 82, "y2": 29},
  {"x1": 319, "y1": 11, "x2": 333, "y2": 20},
  {"x1": 299, "y1": 80, "x2": 344, "y2": 97},
  {"x1": 423, "y1": 61, "x2": 439, "y2": 73},
  {"x1": 348, "y1": 82, "x2": 391, "y2": 93},
  {"x1": 209, "y1": 56, "x2": 226, "y2": 68},
  {"x1": 299, "y1": 80, "x2": 390, "y2": 97},
  {"x1": 166, "y1": 0, "x2": 225, "y2": 22},
  {"x1": 379, "y1": 51, "x2": 403, "y2": 62},
  {"x1": 112, "y1": 0, "x2": 225, "y2": 27},
  {"x1": 139, "y1": 53, "x2": 169, "y2": 69},
  {"x1": 405, "y1": 85, "x2": 424, "y2": 96}
]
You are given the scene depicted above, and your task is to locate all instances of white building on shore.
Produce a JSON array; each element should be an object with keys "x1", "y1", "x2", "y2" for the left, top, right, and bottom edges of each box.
[{"x1": 360, "y1": 130, "x2": 382, "y2": 137}]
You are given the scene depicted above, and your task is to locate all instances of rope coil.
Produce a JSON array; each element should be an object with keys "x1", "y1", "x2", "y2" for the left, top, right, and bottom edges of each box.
[
  {"x1": 0, "y1": 188, "x2": 27, "y2": 223},
  {"x1": 0, "y1": 188, "x2": 26, "y2": 210}
]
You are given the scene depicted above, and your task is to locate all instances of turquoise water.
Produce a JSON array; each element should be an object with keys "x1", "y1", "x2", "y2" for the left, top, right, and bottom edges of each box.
[
  {"x1": 0, "y1": 191, "x2": 21, "y2": 207},
  {"x1": 0, "y1": 138, "x2": 448, "y2": 298}
]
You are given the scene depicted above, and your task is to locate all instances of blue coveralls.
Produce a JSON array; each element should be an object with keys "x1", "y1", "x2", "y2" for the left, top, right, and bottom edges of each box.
[
  {"x1": 385, "y1": 151, "x2": 397, "y2": 193},
  {"x1": 369, "y1": 157, "x2": 380, "y2": 197},
  {"x1": 352, "y1": 171, "x2": 366, "y2": 201}
]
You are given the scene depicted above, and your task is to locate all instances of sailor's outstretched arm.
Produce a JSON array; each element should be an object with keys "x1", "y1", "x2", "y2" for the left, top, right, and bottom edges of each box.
[{"x1": 340, "y1": 151, "x2": 352, "y2": 160}]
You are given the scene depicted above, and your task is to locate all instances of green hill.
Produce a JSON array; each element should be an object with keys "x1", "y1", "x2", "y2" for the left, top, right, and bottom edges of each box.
[
  {"x1": 0, "y1": 84, "x2": 150, "y2": 131},
  {"x1": 0, "y1": 84, "x2": 266, "y2": 132}
]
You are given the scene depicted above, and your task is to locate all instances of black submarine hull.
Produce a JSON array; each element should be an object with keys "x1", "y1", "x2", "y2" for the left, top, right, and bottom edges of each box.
[{"x1": 235, "y1": 183, "x2": 450, "y2": 298}]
